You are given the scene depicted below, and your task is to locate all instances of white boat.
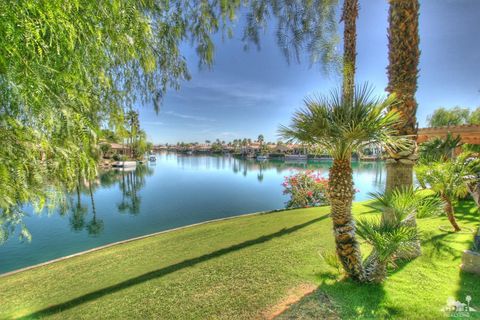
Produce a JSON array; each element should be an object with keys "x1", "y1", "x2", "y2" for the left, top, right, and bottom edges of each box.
[
  {"x1": 149, "y1": 155, "x2": 157, "y2": 162},
  {"x1": 114, "y1": 166, "x2": 136, "y2": 172},
  {"x1": 285, "y1": 154, "x2": 308, "y2": 161},
  {"x1": 112, "y1": 161, "x2": 137, "y2": 168},
  {"x1": 256, "y1": 155, "x2": 269, "y2": 161}
]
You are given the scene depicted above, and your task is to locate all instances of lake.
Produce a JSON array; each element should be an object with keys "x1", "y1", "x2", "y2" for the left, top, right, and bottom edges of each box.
[{"x1": 0, "y1": 153, "x2": 386, "y2": 274}]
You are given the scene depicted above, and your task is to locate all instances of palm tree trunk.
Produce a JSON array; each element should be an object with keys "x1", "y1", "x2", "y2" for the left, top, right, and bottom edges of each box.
[
  {"x1": 398, "y1": 213, "x2": 422, "y2": 258},
  {"x1": 363, "y1": 250, "x2": 386, "y2": 283},
  {"x1": 443, "y1": 196, "x2": 461, "y2": 232},
  {"x1": 385, "y1": 161, "x2": 414, "y2": 193},
  {"x1": 76, "y1": 172, "x2": 82, "y2": 208},
  {"x1": 467, "y1": 181, "x2": 480, "y2": 207},
  {"x1": 89, "y1": 183, "x2": 96, "y2": 219},
  {"x1": 341, "y1": 0, "x2": 359, "y2": 103},
  {"x1": 384, "y1": 1, "x2": 421, "y2": 259},
  {"x1": 386, "y1": 0, "x2": 420, "y2": 138},
  {"x1": 385, "y1": 0, "x2": 420, "y2": 191},
  {"x1": 329, "y1": 158, "x2": 365, "y2": 281},
  {"x1": 76, "y1": 185, "x2": 81, "y2": 208}
]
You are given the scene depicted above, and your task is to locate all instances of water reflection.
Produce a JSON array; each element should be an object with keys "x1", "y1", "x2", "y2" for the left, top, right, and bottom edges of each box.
[
  {"x1": 66, "y1": 165, "x2": 153, "y2": 237},
  {"x1": 0, "y1": 154, "x2": 386, "y2": 274},
  {"x1": 174, "y1": 154, "x2": 385, "y2": 188}
]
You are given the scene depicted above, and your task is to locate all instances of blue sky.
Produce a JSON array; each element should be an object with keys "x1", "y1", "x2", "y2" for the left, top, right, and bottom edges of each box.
[{"x1": 139, "y1": 0, "x2": 480, "y2": 144}]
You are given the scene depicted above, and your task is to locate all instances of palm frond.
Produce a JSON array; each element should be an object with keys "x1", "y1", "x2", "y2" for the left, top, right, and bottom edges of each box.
[
  {"x1": 357, "y1": 218, "x2": 419, "y2": 263},
  {"x1": 367, "y1": 186, "x2": 444, "y2": 221},
  {"x1": 415, "y1": 155, "x2": 480, "y2": 200},
  {"x1": 279, "y1": 83, "x2": 407, "y2": 160}
]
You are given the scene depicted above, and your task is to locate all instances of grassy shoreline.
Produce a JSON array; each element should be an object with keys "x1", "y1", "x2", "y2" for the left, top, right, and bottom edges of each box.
[
  {"x1": 1, "y1": 202, "x2": 478, "y2": 319},
  {"x1": 0, "y1": 209, "x2": 284, "y2": 279}
]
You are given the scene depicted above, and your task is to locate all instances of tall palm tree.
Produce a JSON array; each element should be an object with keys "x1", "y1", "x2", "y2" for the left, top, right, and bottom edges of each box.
[
  {"x1": 280, "y1": 84, "x2": 406, "y2": 281},
  {"x1": 385, "y1": 0, "x2": 420, "y2": 192},
  {"x1": 125, "y1": 110, "x2": 140, "y2": 158}
]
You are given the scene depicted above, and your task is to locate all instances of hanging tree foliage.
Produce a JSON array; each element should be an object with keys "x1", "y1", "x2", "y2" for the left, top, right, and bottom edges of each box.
[
  {"x1": 0, "y1": 0, "x2": 243, "y2": 241},
  {"x1": 0, "y1": 0, "x2": 340, "y2": 241}
]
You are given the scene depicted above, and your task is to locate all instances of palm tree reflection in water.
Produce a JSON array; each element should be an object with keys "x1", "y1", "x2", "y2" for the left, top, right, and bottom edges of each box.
[{"x1": 68, "y1": 165, "x2": 153, "y2": 237}]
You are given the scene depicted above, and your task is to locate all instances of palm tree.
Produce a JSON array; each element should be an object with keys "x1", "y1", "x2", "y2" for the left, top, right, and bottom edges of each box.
[
  {"x1": 385, "y1": 0, "x2": 420, "y2": 192},
  {"x1": 280, "y1": 84, "x2": 406, "y2": 281},
  {"x1": 86, "y1": 182, "x2": 104, "y2": 236},
  {"x1": 69, "y1": 188, "x2": 88, "y2": 232},
  {"x1": 418, "y1": 133, "x2": 462, "y2": 164},
  {"x1": 415, "y1": 155, "x2": 480, "y2": 232},
  {"x1": 125, "y1": 109, "x2": 140, "y2": 158},
  {"x1": 257, "y1": 134, "x2": 264, "y2": 145},
  {"x1": 365, "y1": 187, "x2": 443, "y2": 262},
  {"x1": 368, "y1": 187, "x2": 444, "y2": 222},
  {"x1": 357, "y1": 217, "x2": 419, "y2": 283}
]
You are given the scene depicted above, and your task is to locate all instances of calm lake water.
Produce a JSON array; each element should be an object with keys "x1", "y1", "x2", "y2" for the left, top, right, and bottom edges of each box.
[{"x1": 0, "y1": 153, "x2": 385, "y2": 274}]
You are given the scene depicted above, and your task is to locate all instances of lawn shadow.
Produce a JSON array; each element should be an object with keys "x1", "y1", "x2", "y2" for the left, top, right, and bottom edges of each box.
[
  {"x1": 453, "y1": 201, "x2": 480, "y2": 318},
  {"x1": 20, "y1": 215, "x2": 328, "y2": 319},
  {"x1": 277, "y1": 274, "x2": 401, "y2": 319},
  {"x1": 453, "y1": 201, "x2": 479, "y2": 224},
  {"x1": 421, "y1": 231, "x2": 462, "y2": 261}
]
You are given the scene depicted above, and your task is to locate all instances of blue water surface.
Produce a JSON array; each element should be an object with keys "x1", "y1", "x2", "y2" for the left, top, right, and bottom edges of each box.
[{"x1": 0, "y1": 153, "x2": 385, "y2": 274}]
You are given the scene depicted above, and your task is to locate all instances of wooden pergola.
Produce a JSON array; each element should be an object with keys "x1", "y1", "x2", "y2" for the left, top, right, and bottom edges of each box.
[{"x1": 416, "y1": 124, "x2": 480, "y2": 145}]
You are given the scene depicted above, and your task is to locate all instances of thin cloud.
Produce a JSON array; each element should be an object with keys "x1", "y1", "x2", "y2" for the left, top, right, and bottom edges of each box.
[
  {"x1": 163, "y1": 111, "x2": 216, "y2": 122},
  {"x1": 219, "y1": 131, "x2": 238, "y2": 138},
  {"x1": 175, "y1": 79, "x2": 286, "y2": 106},
  {"x1": 142, "y1": 121, "x2": 165, "y2": 126}
]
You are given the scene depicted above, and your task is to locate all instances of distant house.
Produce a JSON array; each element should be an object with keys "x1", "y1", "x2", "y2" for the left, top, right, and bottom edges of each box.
[
  {"x1": 359, "y1": 142, "x2": 383, "y2": 160},
  {"x1": 99, "y1": 141, "x2": 128, "y2": 155},
  {"x1": 194, "y1": 144, "x2": 211, "y2": 152}
]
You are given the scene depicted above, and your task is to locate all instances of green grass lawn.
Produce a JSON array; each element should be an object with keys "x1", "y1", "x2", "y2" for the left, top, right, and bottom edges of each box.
[{"x1": 0, "y1": 201, "x2": 478, "y2": 319}]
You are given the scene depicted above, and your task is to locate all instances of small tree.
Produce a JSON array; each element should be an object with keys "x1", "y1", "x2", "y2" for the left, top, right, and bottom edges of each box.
[
  {"x1": 418, "y1": 133, "x2": 461, "y2": 164},
  {"x1": 427, "y1": 107, "x2": 470, "y2": 127},
  {"x1": 360, "y1": 187, "x2": 443, "y2": 281},
  {"x1": 361, "y1": 186, "x2": 443, "y2": 268},
  {"x1": 100, "y1": 144, "x2": 112, "y2": 158},
  {"x1": 415, "y1": 155, "x2": 480, "y2": 231},
  {"x1": 280, "y1": 84, "x2": 407, "y2": 281},
  {"x1": 357, "y1": 218, "x2": 418, "y2": 283}
]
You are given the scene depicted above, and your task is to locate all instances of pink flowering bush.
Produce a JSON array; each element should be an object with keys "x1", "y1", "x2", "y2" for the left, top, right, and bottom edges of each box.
[{"x1": 282, "y1": 170, "x2": 329, "y2": 208}]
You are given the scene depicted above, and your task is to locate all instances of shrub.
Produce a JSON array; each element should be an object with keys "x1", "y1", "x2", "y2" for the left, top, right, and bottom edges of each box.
[
  {"x1": 100, "y1": 144, "x2": 112, "y2": 158},
  {"x1": 112, "y1": 153, "x2": 127, "y2": 161},
  {"x1": 282, "y1": 170, "x2": 329, "y2": 208}
]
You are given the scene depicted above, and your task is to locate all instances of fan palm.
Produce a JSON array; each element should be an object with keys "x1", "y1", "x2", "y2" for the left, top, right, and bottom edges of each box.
[
  {"x1": 357, "y1": 218, "x2": 419, "y2": 283},
  {"x1": 368, "y1": 187, "x2": 444, "y2": 222},
  {"x1": 417, "y1": 133, "x2": 462, "y2": 164},
  {"x1": 365, "y1": 187, "x2": 443, "y2": 266},
  {"x1": 415, "y1": 155, "x2": 480, "y2": 231},
  {"x1": 280, "y1": 84, "x2": 408, "y2": 281}
]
